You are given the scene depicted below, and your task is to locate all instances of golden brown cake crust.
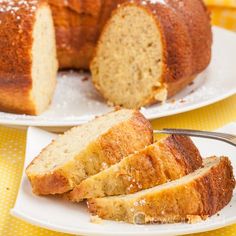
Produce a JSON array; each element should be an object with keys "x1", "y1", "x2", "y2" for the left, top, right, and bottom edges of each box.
[
  {"x1": 87, "y1": 157, "x2": 235, "y2": 224},
  {"x1": 0, "y1": 0, "x2": 49, "y2": 114},
  {"x1": 149, "y1": 0, "x2": 211, "y2": 99},
  {"x1": 97, "y1": 110, "x2": 153, "y2": 165},
  {"x1": 195, "y1": 157, "x2": 235, "y2": 216},
  {"x1": 164, "y1": 135, "x2": 203, "y2": 173},
  {"x1": 67, "y1": 135, "x2": 202, "y2": 202},
  {"x1": 26, "y1": 110, "x2": 153, "y2": 195},
  {"x1": 161, "y1": 0, "x2": 212, "y2": 98}
]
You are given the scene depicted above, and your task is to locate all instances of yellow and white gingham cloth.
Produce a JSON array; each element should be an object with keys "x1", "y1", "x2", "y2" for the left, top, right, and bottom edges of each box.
[
  {"x1": 1, "y1": 1, "x2": 236, "y2": 235},
  {"x1": 204, "y1": 0, "x2": 236, "y2": 31},
  {"x1": 0, "y1": 95, "x2": 236, "y2": 236},
  {"x1": 205, "y1": 0, "x2": 236, "y2": 8}
]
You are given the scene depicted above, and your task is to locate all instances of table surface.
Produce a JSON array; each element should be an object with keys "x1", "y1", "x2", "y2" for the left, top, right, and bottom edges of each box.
[
  {"x1": 0, "y1": 94, "x2": 236, "y2": 236},
  {"x1": 1, "y1": 0, "x2": 236, "y2": 234}
]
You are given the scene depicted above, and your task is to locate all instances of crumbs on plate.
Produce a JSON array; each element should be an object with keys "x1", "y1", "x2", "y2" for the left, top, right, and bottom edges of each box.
[{"x1": 90, "y1": 215, "x2": 103, "y2": 224}]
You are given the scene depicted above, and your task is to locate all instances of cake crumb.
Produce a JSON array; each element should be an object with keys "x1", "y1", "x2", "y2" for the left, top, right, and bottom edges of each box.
[
  {"x1": 186, "y1": 215, "x2": 202, "y2": 224},
  {"x1": 107, "y1": 101, "x2": 115, "y2": 107},
  {"x1": 90, "y1": 215, "x2": 103, "y2": 224},
  {"x1": 82, "y1": 76, "x2": 89, "y2": 81},
  {"x1": 100, "y1": 162, "x2": 109, "y2": 170},
  {"x1": 114, "y1": 105, "x2": 122, "y2": 111}
]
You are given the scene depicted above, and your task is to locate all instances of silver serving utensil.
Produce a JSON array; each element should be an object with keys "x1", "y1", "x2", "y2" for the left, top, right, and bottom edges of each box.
[{"x1": 154, "y1": 128, "x2": 236, "y2": 147}]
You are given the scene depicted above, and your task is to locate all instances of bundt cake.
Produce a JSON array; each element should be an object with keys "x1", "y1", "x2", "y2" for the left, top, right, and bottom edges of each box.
[
  {"x1": 0, "y1": 0, "x2": 212, "y2": 115},
  {"x1": 91, "y1": 0, "x2": 212, "y2": 108},
  {"x1": 0, "y1": 0, "x2": 58, "y2": 115}
]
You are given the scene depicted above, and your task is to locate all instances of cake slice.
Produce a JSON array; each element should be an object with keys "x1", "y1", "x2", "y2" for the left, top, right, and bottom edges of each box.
[
  {"x1": 91, "y1": 1, "x2": 212, "y2": 109},
  {"x1": 0, "y1": 0, "x2": 58, "y2": 115},
  {"x1": 26, "y1": 109, "x2": 153, "y2": 195},
  {"x1": 88, "y1": 156, "x2": 235, "y2": 224},
  {"x1": 68, "y1": 135, "x2": 202, "y2": 202}
]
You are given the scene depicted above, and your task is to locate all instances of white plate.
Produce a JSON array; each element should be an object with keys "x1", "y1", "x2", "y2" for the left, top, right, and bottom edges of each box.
[
  {"x1": 11, "y1": 123, "x2": 236, "y2": 236},
  {"x1": 1, "y1": 27, "x2": 236, "y2": 128}
]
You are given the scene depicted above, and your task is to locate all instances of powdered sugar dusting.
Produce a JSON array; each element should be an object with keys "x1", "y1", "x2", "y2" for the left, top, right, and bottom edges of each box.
[
  {"x1": 0, "y1": 0, "x2": 38, "y2": 14},
  {"x1": 128, "y1": 0, "x2": 167, "y2": 5},
  {"x1": 141, "y1": 0, "x2": 166, "y2": 5}
]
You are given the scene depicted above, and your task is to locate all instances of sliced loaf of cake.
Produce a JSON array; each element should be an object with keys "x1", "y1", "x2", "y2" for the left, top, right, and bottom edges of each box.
[
  {"x1": 26, "y1": 109, "x2": 153, "y2": 195},
  {"x1": 88, "y1": 156, "x2": 235, "y2": 224},
  {"x1": 68, "y1": 135, "x2": 202, "y2": 202},
  {"x1": 0, "y1": 0, "x2": 58, "y2": 115}
]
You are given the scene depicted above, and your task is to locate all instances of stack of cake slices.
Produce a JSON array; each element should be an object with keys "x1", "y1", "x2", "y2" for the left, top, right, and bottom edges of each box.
[{"x1": 26, "y1": 109, "x2": 235, "y2": 224}]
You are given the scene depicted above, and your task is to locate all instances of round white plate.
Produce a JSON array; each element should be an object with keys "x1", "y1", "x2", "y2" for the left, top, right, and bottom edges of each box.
[
  {"x1": 11, "y1": 123, "x2": 236, "y2": 236},
  {"x1": 1, "y1": 27, "x2": 236, "y2": 128}
]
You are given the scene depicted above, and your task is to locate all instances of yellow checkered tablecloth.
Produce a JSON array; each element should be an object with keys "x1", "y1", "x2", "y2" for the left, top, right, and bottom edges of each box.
[
  {"x1": 0, "y1": 95, "x2": 236, "y2": 236},
  {"x1": 204, "y1": 0, "x2": 236, "y2": 8},
  {"x1": 204, "y1": 0, "x2": 236, "y2": 31},
  {"x1": 1, "y1": 1, "x2": 236, "y2": 235}
]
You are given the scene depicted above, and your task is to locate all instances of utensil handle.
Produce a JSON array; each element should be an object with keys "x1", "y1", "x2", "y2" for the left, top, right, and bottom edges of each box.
[{"x1": 154, "y1": 129, "x2": 236, "y2": 147}]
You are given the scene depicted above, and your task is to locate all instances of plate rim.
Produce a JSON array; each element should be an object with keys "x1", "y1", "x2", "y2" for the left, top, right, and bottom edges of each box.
[
  {"x1": 0, "y1": 88, "x2": 235, "y2": 127},
  {"x1": 9, "y1": 208, "x2": 236, "y2": 236}
]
